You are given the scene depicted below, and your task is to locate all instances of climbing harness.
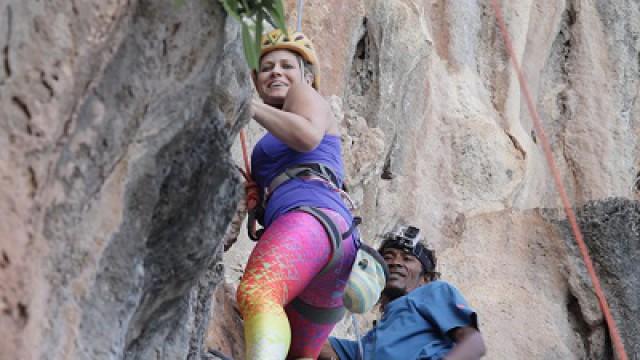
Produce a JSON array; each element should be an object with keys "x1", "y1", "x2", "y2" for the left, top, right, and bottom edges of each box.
[
  {"x1": 286, "y1": 206, "x2": 355, "y2": 325},
  {"x1": 490, "y1": 2, "x2": 628, "y2": 359},
  {"x1": 288, "y1": 206, "x2": 389, "y2": 325}
]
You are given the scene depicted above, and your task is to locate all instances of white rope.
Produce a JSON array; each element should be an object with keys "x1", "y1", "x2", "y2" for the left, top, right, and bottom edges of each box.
[
  {"x1": 351, "y1": 314, "x2": 365, "y2": 360},
  {"x1": 296, "y1": 0, "x2": 304, "y2": 32}
]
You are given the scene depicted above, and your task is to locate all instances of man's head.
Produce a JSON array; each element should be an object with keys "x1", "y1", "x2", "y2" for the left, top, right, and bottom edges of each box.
[{"x1": 378, "y1": 225, "x2": 439, "y2": 301}]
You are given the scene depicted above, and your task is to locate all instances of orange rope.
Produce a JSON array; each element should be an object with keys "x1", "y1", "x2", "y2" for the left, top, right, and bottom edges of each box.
[
  {"x1": 240, "y1": 129, "x2": 252, "y2": 177},
  {"x1": 239, "y1": 129, "x2": 259, "y2": 212},
  {"x1": 489, "y1": 2, "x2": 627, "y2": 359}
]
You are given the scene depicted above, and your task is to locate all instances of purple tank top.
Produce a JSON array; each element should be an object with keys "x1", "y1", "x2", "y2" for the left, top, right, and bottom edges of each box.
[{"x1": 251, "y1": 133, "x2": 352, "y2": 227}]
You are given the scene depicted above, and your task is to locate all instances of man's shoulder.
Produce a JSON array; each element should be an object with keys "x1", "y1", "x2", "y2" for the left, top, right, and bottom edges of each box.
[
  {"x1": 413, "y1": 280, "x2": 457, "y2": 295},
  {"x1": 409, "y1": 280, "x2": 469, "y2": 306}
]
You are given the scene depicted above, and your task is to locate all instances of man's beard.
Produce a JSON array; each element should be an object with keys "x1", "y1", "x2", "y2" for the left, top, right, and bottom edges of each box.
[{"x1": 382, "y1": 286, "x2": 407, "y2": 302}]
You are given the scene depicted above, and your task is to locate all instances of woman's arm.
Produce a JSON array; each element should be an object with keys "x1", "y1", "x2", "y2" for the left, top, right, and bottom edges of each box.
[
  {"x1": 443, "y1": 326, "x2": 486, "y2": 360},
  {"x1": 251, "y1": 81, "x2": 336, "y2": 152}
]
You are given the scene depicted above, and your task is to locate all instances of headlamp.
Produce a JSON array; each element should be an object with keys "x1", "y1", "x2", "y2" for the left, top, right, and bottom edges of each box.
[{"x1": 379, "y1": 225, "x2": 436, "y2": 273}]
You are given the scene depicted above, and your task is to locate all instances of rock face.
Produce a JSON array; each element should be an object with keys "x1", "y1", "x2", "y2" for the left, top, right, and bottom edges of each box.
[
  {"x1": 1, "y1": 1, "x2": 639, "y2": 360},
  {"x1": 225, "y1": 0, "x2": 639, "y2": 359},
  {"x1": 1, "y1": 0, "x2": 249, "y2": 359}
]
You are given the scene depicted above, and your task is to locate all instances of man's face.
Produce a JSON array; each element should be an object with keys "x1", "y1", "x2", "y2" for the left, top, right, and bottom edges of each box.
[{"x1": 381, "y1": 247, "x2": 426, "y2": 299}]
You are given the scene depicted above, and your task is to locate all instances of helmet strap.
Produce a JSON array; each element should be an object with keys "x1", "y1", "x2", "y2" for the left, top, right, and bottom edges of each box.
[{"x1": 298, "y1": 57, "x2": 308, "y2": 85}]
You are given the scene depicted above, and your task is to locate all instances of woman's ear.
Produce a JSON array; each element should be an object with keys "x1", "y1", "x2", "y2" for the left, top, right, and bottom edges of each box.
[{"x1": 304, "y1": 71, "x2": 314, "y2": 86}]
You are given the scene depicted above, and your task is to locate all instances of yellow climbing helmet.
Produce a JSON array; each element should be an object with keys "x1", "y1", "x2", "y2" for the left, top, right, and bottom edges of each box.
[{"x1": 260, "y1": 28, "x2": 320, "y2": 88}]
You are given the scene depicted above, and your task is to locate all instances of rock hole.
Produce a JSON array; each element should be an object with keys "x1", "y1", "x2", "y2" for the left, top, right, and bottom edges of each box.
[
  {"x1": 350, "y1": 18, "x2": 374, "y2": 97},
  {"x1": 12, "y1": 96, "x2": 32, "y2": 120},
  {"x1": 506, "y1": 132, "x2": 526, "y2": 159},
  {"x1": 566, "y1": 292, "x2": 591, "y2": 356},
  {"x1": 27, "y1": 167, "x2": 38, "y2": 197},
  {"x1": 17, "y1": 302, "x2": 28, "y2": 323},
  {"x1": 531, "y1": 130, "x2": 537, "y2": 144},
  {"x1": 170, "y1": 22, "x2": 181, "y2": 36},
  {"x1": 40, "y1": 71, "x2": 54, "y2": 98},
  {"x1": 0, "y1": 251, "x2": 9, "y2": 268},
  {"x1": 566, "y1": 2, "x2": 577, "y2": 27},
  {"x1": 557, "y1": 91, "x2": 571, "y2": 117},
  {"x1": 51, "y1": 73, "x2": 59, "y2": 81},
  {"x1": 3, "y1": 46, "x2": 10, "y2": 77},
  {"x1": 4, "y1": 6, "x2": 13, "y2": 77},
  {"x1": 633, "y1": 170, "x2": 640, "y2": 193},
  {"x1": 381, "y1": 156, "x2": 393, "y2": 180},
  {"x1": 162, "y1": 39, "x2": 167, "y2": 56}
]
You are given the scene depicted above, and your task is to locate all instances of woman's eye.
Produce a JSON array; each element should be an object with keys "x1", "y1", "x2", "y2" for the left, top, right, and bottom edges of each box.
[{"x1": 282, "y1": 63, "x2": 294, "y2": 69}]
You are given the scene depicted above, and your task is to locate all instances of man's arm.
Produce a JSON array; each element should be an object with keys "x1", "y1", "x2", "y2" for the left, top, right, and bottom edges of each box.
[
  {"x1": 443, "y1": 326, "x2": 486, "y2": 360},
  {"x1": 318, "y1": 341, "x2": 339, "y2": 360}
]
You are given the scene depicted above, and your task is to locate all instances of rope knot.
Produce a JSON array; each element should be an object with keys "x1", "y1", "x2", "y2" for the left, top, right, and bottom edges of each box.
[{"x1": 245, "y1": 181, "x2": 260, "y2": 211}]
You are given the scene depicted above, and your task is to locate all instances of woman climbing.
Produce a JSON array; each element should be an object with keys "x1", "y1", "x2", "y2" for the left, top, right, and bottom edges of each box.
[{"x1": 234, "y1": 28, "x2": 358, "y2": 360}]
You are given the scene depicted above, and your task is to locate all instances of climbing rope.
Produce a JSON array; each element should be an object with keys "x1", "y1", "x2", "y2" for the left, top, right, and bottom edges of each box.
[
  {"x1": 489, "y1": 2, "x2": 628, "y2": 359},
  {"x1": 238, "y1": 128, "x2": 261, "y2": 240},
  {"x1": 296, "y1": 0, "x2": 304, "y2": 32}
]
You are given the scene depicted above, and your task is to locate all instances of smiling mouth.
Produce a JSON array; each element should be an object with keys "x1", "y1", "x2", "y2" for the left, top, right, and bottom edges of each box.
[
  {"x1": 388, "y1": 271, "x2": 406, "y2": 278},
  {"x1": 268, "y1": 81, "x2": 288, "y2": 89}
]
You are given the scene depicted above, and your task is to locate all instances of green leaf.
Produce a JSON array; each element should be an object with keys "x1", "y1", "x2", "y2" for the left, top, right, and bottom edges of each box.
[
  {"x1": 218, "y1": 0, "x2": 289, "y2": 70},
  {"x1": 270, "y1": 0, "x2": 287, "y2": 33},
  {"x1": 239, "y1": 0, "x2": 250, "y2": 14},
  {"x1": 242, "y1": 24, "x2": 259, "y2": 70},
  {"x1": 255, "y1": 11, "x2": 264, "y2": 60},
  {"x1": 220, "y1": 0, "x2": 242, "y2": 21}
]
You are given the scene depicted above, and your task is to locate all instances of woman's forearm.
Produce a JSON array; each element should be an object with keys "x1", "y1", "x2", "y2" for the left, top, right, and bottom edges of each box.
[{"x1": 252, "y1": 100, "x2": 324, "y2": 152}]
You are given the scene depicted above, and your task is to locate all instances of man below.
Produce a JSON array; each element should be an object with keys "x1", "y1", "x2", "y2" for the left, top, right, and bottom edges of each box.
[{"x1": 319, "y1": 225, "x2": 486, "y2": 360}]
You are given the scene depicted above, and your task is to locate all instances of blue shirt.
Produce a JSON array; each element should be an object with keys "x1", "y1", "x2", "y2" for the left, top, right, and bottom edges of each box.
[
  {"x1": 251, "y1": 133, "x2": 352, "y2": 227},
  {"x1": 329, "y1": 281, "x2": 478, "y2": 360}
]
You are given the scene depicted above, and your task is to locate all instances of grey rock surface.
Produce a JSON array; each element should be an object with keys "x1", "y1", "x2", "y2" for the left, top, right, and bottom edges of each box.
[
  {"x1": 2, "y1": 0, "x2": 639, "y2": 359},
  {"x1": 563, "y1": 198, "x2": 640, "y2": 358},
  {"x1": 1, "y1": 0, "x2": 249, "y2": 359}
]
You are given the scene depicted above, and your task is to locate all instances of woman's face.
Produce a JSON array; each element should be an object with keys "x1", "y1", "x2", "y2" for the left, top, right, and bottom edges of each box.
[{"x1": 254, "y1": 49, "x2": 309, "y2": 107}]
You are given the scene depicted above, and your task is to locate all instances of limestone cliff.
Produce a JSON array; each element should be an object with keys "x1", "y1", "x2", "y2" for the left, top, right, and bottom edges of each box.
[
  {"x1": 1, "y1": 1, "x2": 638, "y2": 360},
  {"x1": 1, "y1": 0, "x2": 248, "y2": 359},
  {"x1": 223, "y1": 0, "x2": 639, "y2": 359}
]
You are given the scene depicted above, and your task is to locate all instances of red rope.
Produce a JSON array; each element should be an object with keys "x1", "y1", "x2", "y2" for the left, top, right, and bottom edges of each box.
[
  {"x1": 489, "y1": 2, "x2": 627, "y2": 359},
  {"x1": 239, "y1": 129, "x2": 259, "y2": 211},
  {"x1": 239, "y1": 129, "x2": 252, "y2": 177}
]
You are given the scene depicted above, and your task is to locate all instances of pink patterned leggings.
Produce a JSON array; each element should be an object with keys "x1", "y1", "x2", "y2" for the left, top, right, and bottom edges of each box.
[{"x1": 236, "y1": 208, "x2": 357, "y2": 359}]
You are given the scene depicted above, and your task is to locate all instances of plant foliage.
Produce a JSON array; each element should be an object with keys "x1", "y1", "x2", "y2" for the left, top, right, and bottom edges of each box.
[{"x1": 220, "y1": 0, "x2": 287, "y2": 70}]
